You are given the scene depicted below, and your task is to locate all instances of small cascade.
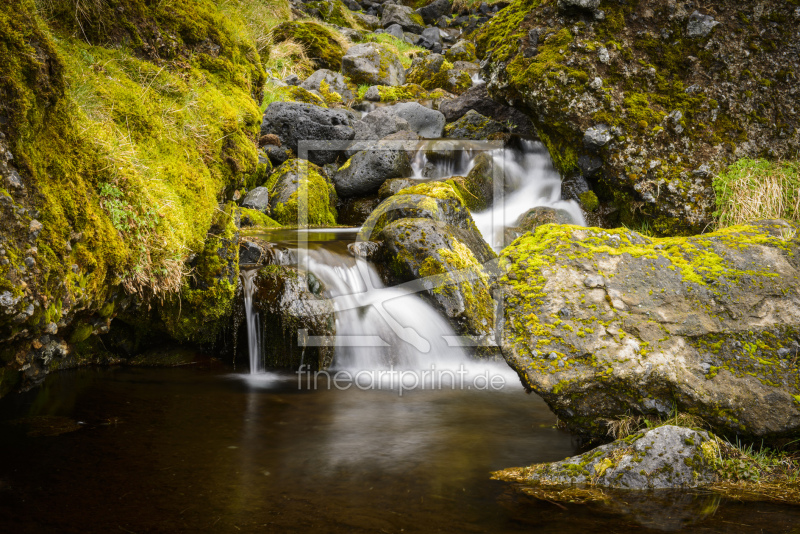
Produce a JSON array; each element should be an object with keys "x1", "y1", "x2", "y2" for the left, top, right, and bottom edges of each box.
[
  {"x1": 472, "y1": 140, "x2": 586, "y2": 249},
  {"x1": 299, "y1": 248, "x2": 468, "y2": 372},
  {"x1": 411, "y1": 143, "x2": 477, "y2": 179},
  {"x1": 240, "y1": 269, "x2": 263, "y2": 374},
  {"x1": 471, "y1": 72, "x2": 485, "y2": 85}
]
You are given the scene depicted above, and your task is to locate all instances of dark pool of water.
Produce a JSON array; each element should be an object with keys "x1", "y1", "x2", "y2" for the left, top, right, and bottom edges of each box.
[{"x1": 0, "y1": 366, "x2": 798, "y2": 533}]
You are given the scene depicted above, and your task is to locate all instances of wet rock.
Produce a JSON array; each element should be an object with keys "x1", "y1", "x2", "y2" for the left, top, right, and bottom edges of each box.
[
  {"x1": 383, "y1": 102, "x2": 446, "y2": 138},
  {"x1": 349, "y1": 107, "x2": 412, "y2": 153},
  {"x1": 342, "y1": 43, "x2": 406, "y2": 86},
  {"x1": 381, "y1": 4, "x2": 425, "y2": 34},
  {"x1": 504, "y1": 207, "x2": 574, "y2": 242},
  {"x1": 438, "y1": 84, "x2": 534, "y2": 135},
  {"x1": 686, "y1": 11, "x2": 720, "y2": 39},
  {"x1": 239, "y1": 240, "x2": 267, "y2": 265},
  {"x1": 380, "y1": 211, "x2": 498, "y2": 340},
  {"x1": 462, "y1": 152, "x2": 496, "y2": 211},
  {"x1": 301, "y1": 69, "x2": 354, "y2": 100},
  {"x1": 338, "y1": 195, "x2": 382, "y2": 226},
  {"x1": 519, "y1": 426, "x2": 717, "y2": 489},
  {"x1": 333, "y1": 148, "x2": 413, "y2": 197},
  {"x1": 418, "y1": 0, "x2": 451, "y2": 25},
  {"x1": 348, "y1": 240, "x2": 383, "y2": 260},
  {"x1": 260, "y1": 102, "x2": 356, "y2": 166},
  {"x1": 444, "y1": 109, "x2": 507, "y2": 140},
  {"x1": 248, "y1": 265, "x2": 336, "y2": 371},
  {"x1": 498, "y1": 220, "x2": 800, "y2": 439},
  {"x1": 265, "y1": 145, "x2": 293, "y2": 167},
  {"x1": 241, "y1": 186, "x2": 271, "y2": 213},
  {"x1": 406, "y1": 53, "x2": 472, "y2": 95}
]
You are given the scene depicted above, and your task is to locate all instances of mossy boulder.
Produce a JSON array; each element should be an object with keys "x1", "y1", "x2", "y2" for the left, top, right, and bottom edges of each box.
[
  {"x1": 342, "y1": 42, "x2": 407, "y2": 86},
  {"x1": 363, "y1": 83, "x2": 429, "y2": 103},
  {"x1": 242, "y1": 265, "x2": 335, "y2": 371},
  {"x1": 445, "y1": 40, "x2": 477, "y2": 62},
  {"x1": 301, "y1": 69, "x2": 355, "y2": 101},
  {"x1": 476, "y1": 0, "x2": 800, "y2": 235},
  {"x1": 159, "y1": 203, "x2": 240, "y2": 344},
  {"x1": 359, "y1": 181, "x2": 498, "y2": 341},
  {"x1": 0, "y1": 0, "x2": 265, "y2": 392},
  {"x1": 272, "y1": 21, "x2": 346, "y2": 71},
  {"x1": 498, "y1": 219, "x2": 800, "y2": 439},
  {"x1": 303, "y1": 0, "x2": 367, "y2": 30},
  {"x1": 498, "y1": 425, "x2": 718, "y2": 490},
  {"x1": 266, "y1": 159, "x2": 337, "y2": 226},
  {"x1": 406, "y1": 54, "x2": 473, "y2": 95},
  {"x1": 444, "y1": 109, "x2": 508, "y2": 140},
  {"x1": 381, "y1": 5, "x2": 425, "y2": 34}
]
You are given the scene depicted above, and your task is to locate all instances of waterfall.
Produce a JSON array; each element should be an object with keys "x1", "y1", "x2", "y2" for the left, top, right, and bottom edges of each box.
[
  {"x1": 298, "y1": 248, "x2": 468, "y2": 372},
  {"x1": 241, "y1": 269, "x2": 263, "y2": 374},
  {"x1": 471, "y1": 140, "x2": 585, "y2": 249}
]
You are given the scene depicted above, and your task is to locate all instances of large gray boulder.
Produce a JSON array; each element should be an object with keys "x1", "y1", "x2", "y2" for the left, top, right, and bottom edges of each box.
[
  {"x1": 260, "y1": 102, "x2": 356, "y2": 165},
  {"x1": 383, "y1": 102, "x2": 445, "y2": 138},
  {"x1": 512, "y1": 425, "x2": 718, "y2": 489},
  {"x1": 381, "y1": 4, "x2": 425, "y2": 34},
  {"x1": 301, "y1": 69, "x2": 354, "y2": 100},
  {"x1": 333, "y1": 148, "x2": 413, "y2": 197},
  {"x1": 498, "y1": 220, "x2": 800, "y2": 439},
  {"x1": 341, "y1": 43, "x2": 406, "y2": 86},
  {"x1": 347, "y1": 108, "x2": 412, "y2": 156}
]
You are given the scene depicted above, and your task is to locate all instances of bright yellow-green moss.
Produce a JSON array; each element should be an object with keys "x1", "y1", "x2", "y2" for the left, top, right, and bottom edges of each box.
[
  {"x1": 367, "y1": 33, "x2": 427, "y2": 68},
  {"x1": 267, "y1": 160, "x2": 337, "y2": 226},
  {"x1": 0, "y1": 0, "x2": 267, "y2": 349},
  {"x1": 271, "y1": 20, "x2": 346, "y2": 71},
  {"x1": 240, "y1": 208, "x2": 281, "y2": 228}
]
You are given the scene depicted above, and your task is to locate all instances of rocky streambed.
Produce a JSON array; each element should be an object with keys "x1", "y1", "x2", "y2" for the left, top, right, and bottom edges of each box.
[{"x1": 1, "y1": 0, "x2": 799, "y2": 520}]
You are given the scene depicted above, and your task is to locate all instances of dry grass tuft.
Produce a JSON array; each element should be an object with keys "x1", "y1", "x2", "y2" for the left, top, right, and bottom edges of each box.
[{"x1": 713, "y1": 158, "x2": 800, "y2": 228}]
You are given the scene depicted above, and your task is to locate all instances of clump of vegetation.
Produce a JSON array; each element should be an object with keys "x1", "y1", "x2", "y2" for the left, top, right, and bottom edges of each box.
[
  {"x1": 271, "y1": 20, "x2": 348, "y2": 71},
  {"x1": 713, "y1": 159, "x2": 800, "y2": 228},
  {"x1": 365, "y1": 33, "x2": 428, "y2": 68}
]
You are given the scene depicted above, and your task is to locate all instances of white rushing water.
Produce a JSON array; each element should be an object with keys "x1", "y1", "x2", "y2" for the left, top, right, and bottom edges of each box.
[{"x1": 240, "y1": 269, "x2": 263, "y2": 375}]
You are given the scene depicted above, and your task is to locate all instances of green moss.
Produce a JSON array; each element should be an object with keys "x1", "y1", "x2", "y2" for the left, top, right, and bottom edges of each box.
[
  {"x1": 159, "y1": 202, "x2": 239, "y2": 344},
  {"x1": 267, "y1": 160, "x2": 337, "y2": 226},
  {"x1": 579, "y1": 191, "x2": 599, "y2": 212},
  {"x1": 69, "y1": 323, "x2": 94, "y2": 344},
  {"x1": 272, "y1": 21, "x2": 345, "y2": 71},
  {"x1": 280, "y1": 85, "x2": 327, "y2": 106},
  {"x1": 366, "y1": 33, "x2": 427, "y2": 68},
  {"x1": 239, "y1": 208, "x2": 281, "y2": 228}
]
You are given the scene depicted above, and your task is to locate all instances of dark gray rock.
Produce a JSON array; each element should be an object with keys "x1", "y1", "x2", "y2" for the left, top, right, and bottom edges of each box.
[
  {"x1": 353, "y1": 12, "x2": 381, "y2": 30},
  {"x1": 378, "y1": 177, "x2": 416, "y2": 199},
  {"x1": 338, "y1": 195, "x2": 382, "y2": 225},
  {"x1": 419, "y1": 27, "x2": 442, "y2": 50},
  {"x1": 381, "y1": 4, "x2": 424, "y2": 33},
  {"x1": 241, "y1": 186, "x2": 271, "y2": 212},
  {"x1": 418, "y1": 0, "x2": 451, "y2": 25},
  {"x1": 260, "y1": 102, "x2": 356, "y2": 166},
  {"x1": 557, "y1": 0, "x2": 600, "y2": 14},
  {"x1": 341, "y1": 43, "x2": 406, "y2": 86},
  {"x1": 385, "y1": 23, "x2": 405, "y2": 40},
  {"x1": 348, "y1": 108, "x2": 412, "y2": 156},
  {"x1": 248, "y1": 265, "x2": 335, "y2": 371},
  {"x1": 333, "y1": 148, "x2": 413, "y2": 197},
  {"x1": 384, "y1": 102, "x2": 446, "y2": 138},
  {"x1": 239, "y1": 240, "x2": 267, "y2": 265}
]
